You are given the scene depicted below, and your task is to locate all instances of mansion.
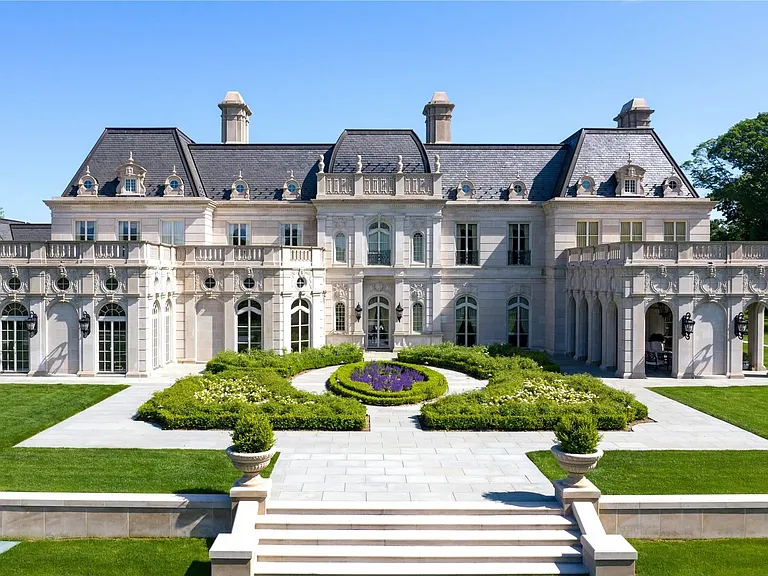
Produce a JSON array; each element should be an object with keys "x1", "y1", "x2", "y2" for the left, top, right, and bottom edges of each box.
[{"x1": 0, "y1": 92, "x2": 766, "y2": 378}]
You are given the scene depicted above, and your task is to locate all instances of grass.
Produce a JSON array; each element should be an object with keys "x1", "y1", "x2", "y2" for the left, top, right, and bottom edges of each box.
[
  {"x1": 650, "y1": 385, "x2": 768, "y2": 439},
  {"x1": 742, "y1": 341, "x2": 768, "y2": 367},
  {"x1": 0, "y1": 538, "x2": 211, "y2": 576},
  {"x1": 632, "y1": 539, "x2": 768, "y2": 576},
  {"x1": 0, "y1": 384, "x2": 276, "y2": 493},
  {"x1": 527, "y1": 450, "x2": 768, "y2": 494}
]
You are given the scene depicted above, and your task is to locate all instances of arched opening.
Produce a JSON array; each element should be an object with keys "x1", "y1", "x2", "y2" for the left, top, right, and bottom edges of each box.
[
  {"x1": 744, "y1": 302, "x2": 767, "y2": 372},
  {"x1": 412, "y1": 232, "x2": 425, "y2": 264},
  {"x1": 334, "y1": 302, "x2": 346, "y2": 333},
  {"x1": 455, "y1": 295, "x2": 478, "y2": 347},
  {"x1": 645, "y1": 302, "x2": 673, "y2": 375},
  {"x1": 366, "y1": 296, "x2": 390, "y2": 350},
  {"x1": 507, "y1": 296, "x2": 530, "y2": 348},
  {"x1": 152, "y1": 302, "x2": 161, "y2": 369},
  {"x1": 412, "y1": 302, "x2": 424, "y2": 333},
  {"x1": 692, "y1": 302, "x2": 726, "y2": 376},
  {"x1": 567, "y1": 295, "x2": 576, "y2": 357},
  {"x1": 98, "y1": 303, "x2": 127, "y2": 373},
  {"x1": 237, "y1": 299, "x2": 262, "y2": 352},
  {"x1": 46, "y1": 302, "x2": 79, "y2": 374},
  {"x1": 196, "y1": 299, "x2": 224, "y2": 361},
  {"x1": 1, "y1": 302, "x2": 29, "y2": 372},
  {"x1": 290, "y1": 298, "x2": 311, "y2": 352},
  {"x1": 367, "y1": 220, "x2": 391, "y2": 265},
  {"x1": 590, "y1": 299, "x2": 603, "y2": 365},
  {"x1": 334, "y1": 233, "x2": 346, "y2": 263}
]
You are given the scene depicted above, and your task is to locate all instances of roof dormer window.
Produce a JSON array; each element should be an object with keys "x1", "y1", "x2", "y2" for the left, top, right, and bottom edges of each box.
[
  {"x1": 623, "y1": 179, "x2": 636, "y2": 195},
  {"x1": 614, "y1": 155, "x2": 645, "y2": 197},
  {"x1": 457, "y1": 173, "x2": 475, "y2": 200},
  {"x1": 662, "y1": 174, "x2": 684, "y2": 197},
  {"x1": 509, "y1": 179, "x2": 528, "y2": 200},
  {"x1": 115, "y1": 152, "x2": 147, "y2": 196},
  {"x1": 576, "y1": 175, "x2": 596, "y2": 196},
  {"x1": 164, "y1": 166, "x2": 184, "y2": 197},
  {"x1": 125, "y1": 178, "x2": 137, "y2": 193},
  {"x1": 284, "y1": 171, "x2": 300, "y2": 200},
  {"x1": 77, "y1": 166, "x2": 99, "y2": 196},
  {"x1": 231, "y1": 170, "x2": 249, "y2": 200}
]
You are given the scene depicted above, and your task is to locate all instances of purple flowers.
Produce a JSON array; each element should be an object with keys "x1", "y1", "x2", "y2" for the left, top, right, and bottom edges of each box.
[{"x1": 350, "y1": 362, "x2": 426, "y2": 393}]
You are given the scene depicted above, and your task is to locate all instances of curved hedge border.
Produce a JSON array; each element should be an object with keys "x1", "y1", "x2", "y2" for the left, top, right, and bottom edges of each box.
[{"x1": 328, "y1": 361, "x2": 448, "y2": 406}]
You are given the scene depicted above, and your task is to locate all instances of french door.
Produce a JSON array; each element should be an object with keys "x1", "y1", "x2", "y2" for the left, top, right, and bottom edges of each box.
[
  {"x1": 367, "y1": 296, "x2": 390, "y2": 349},
  {"x1": 1, "y1": 303, "x2": 29, "y2": 373},
  {"x1": 98, "y1": 304, "x2": 127, "y2": 373}
]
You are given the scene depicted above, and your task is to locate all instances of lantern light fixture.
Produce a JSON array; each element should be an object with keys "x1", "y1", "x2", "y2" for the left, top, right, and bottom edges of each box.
[
  {"x1": 395, "y1": 302, "x2": 403, "y2": 322},
  {"x1": 79, "y1": 311, "x2": 92, "y2": 339},
  {"x1": 25, "y1": 311, "x2": 38, "y2": 337},
  {"x1": 354, "y1": 303, "x2": 362, "y2": 322},
  {"x1": 735, "y1": 312, "x2": 748, "y2": 340},
  {"x1": 681, "y1": 312, "x2": 695, "y2": 340}
]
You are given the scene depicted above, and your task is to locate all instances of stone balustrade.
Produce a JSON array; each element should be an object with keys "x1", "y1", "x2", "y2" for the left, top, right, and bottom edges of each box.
[
  {"x1": 567, "y1": 241, "x2": 768, "y2": 266},
  {"x1": 316, "y1": 172, "x2": 440, "y2": 199}
]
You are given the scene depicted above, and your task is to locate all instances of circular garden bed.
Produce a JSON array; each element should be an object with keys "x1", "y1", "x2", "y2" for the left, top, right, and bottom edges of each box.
[{"x1": 328, "y1": 361, "x2": 448, "y2": 406}]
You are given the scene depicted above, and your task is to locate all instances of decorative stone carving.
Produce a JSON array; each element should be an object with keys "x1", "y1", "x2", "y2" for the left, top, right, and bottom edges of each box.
[
  {"x1": 78, "y1": 165, "x2": 99, "y2": 196},
  {"x1": 508, "y1": 283, "x2": 531, "y2": 297},
  {"x1": 453, "y1": 282, "x2": 478, "y2": 297},
  {"x1": 646, "y1": 265, "x2": 678, "y2": 300},
  {"x1": 231, "y1": 170, "x2": 249, "y2": 200},
  {"x1": 164, "y1": 166, "x2": 184, "y2": 197},
  {"x1": 283, "y1": 170, "x2": 300, "y2": 200},
  {"x1": 662, "y1": 174, "x2": 684, "y2": 197},
  {"x1": 410, "y1": 283, "x2": 426, "y2": 302},
  {"x1": 614, "y1": 162, "x2": 646, "y2": 196},
  {"x1": 317, "y1": 154, "x2": 325, "y2": 174},
  {"x1": 744, "y1": 266, "x2": 768, "y2": 297},
  {"x1": 116, "y1": 152, "x2": 147, "y2": 196},
  {"x1": 369, "y1": 280, "x2": 392, "y2": 295},
  {"x1": 434, "y1": 154, "x2": 441, "y2": 173},
  {"x1": 576, "y1": 175, "x2": 596, "y2": 196},
  {"x1": 332, "y1": 283, "x2": 349, "y2": 300},
  {"x1": 694, "y1": 266, "x2": 726, "y2": 299},
  {"x1": 404, "y1": 217, "x2": 428, "y2": 234},
  {"x1": 508, "y1": 180, "x2": 528, "y2": 200},
  {"x1": 396, "y1": 155, "x2": 403, "y2": 174},
  {"x1": 355, "y1": 155, "x2": 363, "y2": 174},
  {"x1": 331, "y1": 216, "x2": 351, "y2": 232}
]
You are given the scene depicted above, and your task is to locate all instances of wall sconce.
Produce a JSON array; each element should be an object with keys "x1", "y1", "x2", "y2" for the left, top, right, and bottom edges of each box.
[
  {"x1": 395, "y1": 303, "x2": 403, "y2": 322},
  {"x1": 681, "y1": 312, "x2": 695, "y2": 340},
  {"x1": 354, "y1": 303, "x2": 362, "y2": 322},
  {"x1": 25, "y1": 312, "x2": 38, "y2": 337},
  {"x1": 735, "y1": 312, "x2": 748, "y2": 340},
  {"x1": 79, "y1": 311, "x2": 92, "y2": 338}
]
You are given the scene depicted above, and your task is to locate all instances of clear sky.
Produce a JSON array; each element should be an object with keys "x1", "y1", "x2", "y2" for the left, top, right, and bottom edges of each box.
[{"x1": 0, "y1": 1, "x2": 766, "y2": 222}]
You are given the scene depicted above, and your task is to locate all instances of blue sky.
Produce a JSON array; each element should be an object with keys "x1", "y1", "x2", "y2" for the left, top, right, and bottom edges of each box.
[{"x1": 0, "y1": 1, "x2": 766, "y2": 221}]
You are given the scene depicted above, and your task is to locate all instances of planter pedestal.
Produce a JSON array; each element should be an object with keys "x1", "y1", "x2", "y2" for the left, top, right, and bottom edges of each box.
[
  {"x1": 554, "y1": 478, "x2": 601, "y2": 513},
  {"x1": 231, "y1": 477, "x2": 272, "y2": 515}
]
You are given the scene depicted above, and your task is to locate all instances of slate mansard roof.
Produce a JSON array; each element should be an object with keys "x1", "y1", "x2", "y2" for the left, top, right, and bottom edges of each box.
[
  {"x1": 0, "y1": 219, "x2": 51, "y2": 242},
  {"x1": 63, "y1": 125, "x2": 698, "y2": 202}
]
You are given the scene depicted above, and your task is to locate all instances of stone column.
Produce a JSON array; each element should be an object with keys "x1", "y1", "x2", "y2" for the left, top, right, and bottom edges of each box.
[
  {"x1": 431, "y1": 217, "x2": 442, "y2": 267},
  {"x1": 630, "y1": 298, "x2": 646, "y2": 379},
  {"x1": 184, "y1": 294, "x2": 197, "y2": 361},
  {"x1": 393, "y1": 277, "x2": 405, "y2": 347},
  {"x1": 728, "y1": 300, "x2": 745, "y2": 379},
  {"x1": 353, "y1": 215, "x2": 365, "y2": 267},
  {"x1": 27, "y1": 297, "x2": 45, "y2": 376},
  {"x1": 600, "y1": 298, "x2": 613, "y2": 372},
  {"x1": 677, "y1": 300, "x2": 695, "y2": 378},
  {"x1": 754, "y1": 304, "x2": 766, "y2": 371},
  {"x1": 393, "y1": 215, "x2": 404, "y2": 267},
  {"x1": 574, "y1": 296, "x2": 585, "y2": 361},
  {"x1": 614, "y1": 297, "x2": 633, "y2": 379},
  {"x1": 431, "y1": 280, "x2": 442, "y2": 340}
]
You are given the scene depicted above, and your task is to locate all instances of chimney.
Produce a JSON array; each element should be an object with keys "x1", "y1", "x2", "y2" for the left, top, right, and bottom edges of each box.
[
  {"x1": 614, "y1": 98, "x2": 654, "y2": 128},
  {"x1": 422, "y1": 91, "x2": 455, "y2": 144},
  {"x1": 218, "y1": 91, "x2": 252, "y2": 144}
]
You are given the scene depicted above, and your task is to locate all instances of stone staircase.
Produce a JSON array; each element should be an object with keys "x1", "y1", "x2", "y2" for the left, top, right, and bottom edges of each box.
[{"x1": 250, "y1": 499, "x2": 588, "y2": 575}]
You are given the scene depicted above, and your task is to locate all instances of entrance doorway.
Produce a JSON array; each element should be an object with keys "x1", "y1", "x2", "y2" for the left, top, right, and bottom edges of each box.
[
  {"x1": 645, "y1": 302, "x2": 673, "y2": 375},
  {"x1": 366, "y1": 296, "x2": 390, "y2": 350},
  {"x1": 1, "y1": 303, "x2": 29, "y2": 373}
]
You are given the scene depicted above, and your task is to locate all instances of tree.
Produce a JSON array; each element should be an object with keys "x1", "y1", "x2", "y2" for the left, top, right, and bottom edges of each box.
[{"x1": 683, "y1": 112, "x2": 768, "y2": 241}]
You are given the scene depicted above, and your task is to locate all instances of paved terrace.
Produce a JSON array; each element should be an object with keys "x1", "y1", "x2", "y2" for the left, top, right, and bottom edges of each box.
[{"x1": 14, "y1": 355, "x2": 768, "y2": 502}]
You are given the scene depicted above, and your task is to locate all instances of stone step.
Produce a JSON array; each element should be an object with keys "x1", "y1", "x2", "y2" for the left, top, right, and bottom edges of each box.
[
  {"x1": 252, "y1": 561, "x2": 589, "y2": 575},
  {"x1": 255, "y1": 544, "x2": 584, "y2": 563},
  {"x1": 266, "y1": 500, "x2": 563, "y2": 516},
  {"x1": 256, "y1": 528, "x2": 580, "y2": 547},
  {"x1": 255, "y1": 514, "x2": 576, "y2": 531}
]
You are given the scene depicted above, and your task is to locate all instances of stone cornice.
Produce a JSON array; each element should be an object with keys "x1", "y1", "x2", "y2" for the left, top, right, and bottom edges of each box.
[{"x1": 541, "y1": 197, "x2": 713, "y2": 214}]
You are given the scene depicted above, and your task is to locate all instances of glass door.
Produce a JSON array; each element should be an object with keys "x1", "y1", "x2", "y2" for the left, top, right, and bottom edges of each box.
[
  {"x1": 1, "y1": 303, "x2": 29, "y2": 373},
  {"x1": 367, "y1": 296, "x2": 390, "y2": 349}
]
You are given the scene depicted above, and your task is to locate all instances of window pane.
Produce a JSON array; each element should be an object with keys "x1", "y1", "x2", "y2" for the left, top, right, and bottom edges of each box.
[
  {"x1": 412, "y1": 302, "x2": 423, "y2": 333},
  {"x1": 335, "y1": 234, "x2": 346, "y2": 262},
  {"x1": 676, "y1": 222, "x2": 686, "y2": 239},
  {"x1": 633, "y1": 222, "x2": 643, "y2": 239},
  {"x1": 174, "y1": 221, "x2": 184, "y2": 245},
  {"x1": 413, "y1": 233, "x2": 424, "y2": 263},
  {"x1": 664, "y1": 222, "x2": 674, "y2": 241}
]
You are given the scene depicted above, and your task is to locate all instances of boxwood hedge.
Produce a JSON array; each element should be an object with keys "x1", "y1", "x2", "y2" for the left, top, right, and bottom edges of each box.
[{"x1": 328, "y1": 361, "x2": 448, "y2": 406}]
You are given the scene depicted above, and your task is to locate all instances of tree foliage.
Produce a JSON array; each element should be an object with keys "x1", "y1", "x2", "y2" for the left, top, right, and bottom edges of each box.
[{"x1": 683, "y1": 112, "x2": 768, "y2": 241}]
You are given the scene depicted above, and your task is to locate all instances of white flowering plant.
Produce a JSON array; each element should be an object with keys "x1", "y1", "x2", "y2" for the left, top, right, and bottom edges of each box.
[{"x1": 483, "y1": 377, "x2": 598, "y2": 406}]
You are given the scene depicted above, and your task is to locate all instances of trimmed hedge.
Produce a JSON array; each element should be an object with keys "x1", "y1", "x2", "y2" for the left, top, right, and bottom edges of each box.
[
  {"x1": 397, "y1": 343, "x2": 559, "y2": 379},
  {"x1": 137, "y1": 366, "x2": 366, "y2": 431},
  {"x1": 402, "y1": 344, "x2": 647, "y2": 432},
  {"x1": 328, "y1": 361, "x2": 448, "y2": 406},
  {"x1": 206, "y1": 343, "x2": 363, "y2": 378}
]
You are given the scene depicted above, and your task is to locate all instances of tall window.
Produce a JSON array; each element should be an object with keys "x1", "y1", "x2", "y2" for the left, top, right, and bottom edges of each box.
[
  {"x1": 620, "y1": 221, "x2": 643, "y2": 242},
  {"x1": 290, "y1": 298, "x2": 311, "y2": 352},
  {"x1": 455, "y1": 223, "x2": 478, "y2": 265},
  {"x1": 623, "y1": 179, "x2": 637, "y2": 195},
  {"x1": 281, "y1": 223, "x2": 303, "y2": 246},
  {"x1": 1, "y1": 302, "x2": 29, "y2": 373},
  {"x1": 125, "y1": 178, "x2": 137, "y2": 193},
  {"x1": 164, "y1": 300, "x2": 172, "y2": 363},
  {"x1": 455, "y1": 296, "x2": 478, "y2": 347},
  {"x1": 161, "y1": 221, "x2": 185, "y2": 245},
  {"x1": 412, "y1": 302, "x2": 424, "y2": 333},
  {"x1": 664, "y1": 221, "x2": 687, "y2": 242},
  {"x1": 119, "y1": 220, "x2": 140, "y2": 241},
  {"x1": 367, "y1": 220, "x2": 391, "y2": 265},
  {"x1": 508, "y1": 223, "x2": 531, "y2": 265},
  {"x1": 335, "y1": 302, "x2": 346, "y2": 332},
  {"x1": 412, "y1": 233, "x2": 425, "y2": 264},
  {"x1": 228, "y1": 223, "x2": 249, "y2": 246},
  {"x1": 75, "y1": 220, "x2": 96, "y2": 241},
  {"x1": 507, "y1": 296, "x2": 530, "y2": 348},
  {"x1": 98, "y1": 303, "x2": 127, "y2": 373},
  {"x1": 334, "y1": 233, "x2": 346, "y2": 263},
  {"x1": 576, "y1": 221, "x2": 599, "y2": 247},
  {"x1": 237, "y1": 299, "x2": 262, "y2": 352},
  {"x1": 152, "y1": 302, "x2": 160, "y2": 369}
]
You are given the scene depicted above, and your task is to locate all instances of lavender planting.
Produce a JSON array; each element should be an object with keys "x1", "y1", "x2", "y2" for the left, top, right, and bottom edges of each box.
[{"x1": 350, "y1": 362, "x2": 426, "y2": 393}]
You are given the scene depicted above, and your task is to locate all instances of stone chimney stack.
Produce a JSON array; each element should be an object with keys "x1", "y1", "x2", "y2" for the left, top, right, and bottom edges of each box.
[
  {"x1": 614, "y1": 98, "x2": 654, "y2": 128},
  {"x1": 218, "y1": 91, "x2": 252, "y2": 144},
  {"x1": 423, "y1": 91, "x2": 455, "y2": 144}
]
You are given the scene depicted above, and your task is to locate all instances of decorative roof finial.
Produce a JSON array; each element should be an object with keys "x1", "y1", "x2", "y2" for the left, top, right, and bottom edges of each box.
[
  {"x1": 355, "y1": 155, "x2": 363, "y2": 174},
  {"x1": 434, "y1": 154, "x2": 441, "y2": 173},
  {"x1": 238, "y1": 169, "x2": 243, "y2": 179},
  {"x1": 128, "y1": 151, "x2": 134, "y2": 162},
  {"x1": 396, "y1": 155, "x2": 403, "y2": 174},
  {"x1": 318, "y1": 154, "x2": 325, "y2": 173},
  {"x1": 464, "y1": 169, "x2": 469, "y2": 179},
  {"x1": 627, "y1": 151, "x2": 633, "y2": 164},
  {"x1": 516, "y1": 169, "x2": 521, "y2": 180},
  {"x1": 172, "y1": 165, "x2": 177, "y2": 175},
  {"x1": 85, "y1": 165, "x2": 91, "y2": 175},
  {"x1": 289, "y1": 169, "x2": 294, "y2": 179}
]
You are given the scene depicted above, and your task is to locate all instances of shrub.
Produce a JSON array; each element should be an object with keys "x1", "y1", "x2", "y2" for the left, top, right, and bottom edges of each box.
[
  {"x1": 137, "y1": 368, "x2": 367, "y2": 431},
  {"x1": 206, "y1": 344, "x2": 363, "y2": 378},
  {"x1": 231, "y1": 412, "x2": 275, "y2": 453},
  {"x1": 328, "y1": 361, "x2": 448, "y2": 406},
  {"x1": 555, "y1": 414, "x2": 602, "y2": 454}
]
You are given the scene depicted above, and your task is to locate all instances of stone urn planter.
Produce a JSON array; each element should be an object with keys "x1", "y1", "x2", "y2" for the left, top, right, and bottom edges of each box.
[
  {"x1": 226, "y1": 446, "x2": 275, "y2": 485},
  {"x1": 551, "y1": 445, "x2": 603, "y2": 488}
]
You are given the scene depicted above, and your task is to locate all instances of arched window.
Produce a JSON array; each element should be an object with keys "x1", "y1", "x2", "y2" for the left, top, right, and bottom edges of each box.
[
  {"x1": 164, "y1": 300, "x2": 172, "y2": 363},
  {"x1": 367, "y1": 220, "x2": 391, "y2": 265},
  {"x1": 290, "y1": 298, "x2": 311, "y2": 352},
  {"x1": 412, "y1": 302, "x2": 424, "y2": 333},
  {"x1": 237, "y1": 299, "x2": 262, "y2": 352},
  {"x1": 152, "y1": 302, "x2": 160, "y2": 369},
  {"x1": 98, "y1": 303, "x2": 127, "y2": 373},
  {"x1": 1, "y1": 302, "x2": 29, "y2": 372},
  {"x1": 507, "y1": 296, "x2": 530, "y2": 348},
  {"x1": 334, "y1": 302, "x2": 346, "y2": 332},
  {"x1": 455, "y1": 296, "x2": 477, "y2": 347},
  {"x1": 334, "y1": 233, "x2": 346, "y2": 263},
  {"x1": 412, "y1": 232, "x2": 425, "y2": 264}
]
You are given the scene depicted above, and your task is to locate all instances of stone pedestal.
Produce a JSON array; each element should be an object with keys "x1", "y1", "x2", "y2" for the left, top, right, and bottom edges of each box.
[
  {"x1": 554, "y1": 478, "x2": 601, "y2": 513},
  {"x1": 230, "y1": 477, "x2": 271, "y2": 515}
]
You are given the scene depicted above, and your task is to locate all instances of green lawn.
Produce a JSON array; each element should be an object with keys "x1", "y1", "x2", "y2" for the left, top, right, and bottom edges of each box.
[
  {"x1": 527, "y1": 450, "x2": 768, "y2": 494},
  {"x1": 742, "y1": 341, "x2": 768, "y2": 367},
  {"x1": 0, "y1": 538, "x2": 211, "y2": 576},
  {"x1": 0, "y1": 384, "x2": 274, "y2": 493},
  {"x1": 650, "y1": 385, "x2": 768, "y2": 439},
  {"x1": 632, "y1": 539, "x2": 768, "y2": 576}
]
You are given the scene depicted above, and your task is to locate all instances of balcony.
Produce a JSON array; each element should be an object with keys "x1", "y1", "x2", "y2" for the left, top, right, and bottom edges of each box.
[
  {"x1": 508, "y1": 250, "x2": 531, "y2": 266},
  {"x1": 316, "y1": 172, "x2": 440, "y2": 199},
  {"x1": 567, "y1": 242, "x2": 768, "y2": 266},
  {"x1": 455, "y1": 250, "x2": 479, "y2": 266},
  {"x1": 367, "y1": 251, "x2": 392, "y2": 266}
]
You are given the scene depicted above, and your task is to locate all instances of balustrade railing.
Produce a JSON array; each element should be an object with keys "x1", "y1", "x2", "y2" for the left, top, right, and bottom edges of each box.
[
  {"x1": 455, "y1": 250, "x2": 479, "y2": 266},
  {"x1": 0, "y1": 243, "x2": 29, "y2": 258},
  {"x1": 508, "y1": 250, "x2": 531, "y2": 266},
  {"x1": 567, "y1": 241, "x2": 768, "y2": 267},
  {"x1": 46, "y1": 242, "x2": 80, "y2": 259}
]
